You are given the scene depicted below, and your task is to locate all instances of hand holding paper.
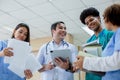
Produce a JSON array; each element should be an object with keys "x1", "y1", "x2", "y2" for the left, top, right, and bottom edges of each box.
[{"x1": 4, "y1": 39, "x2": 42, "y2": 78}]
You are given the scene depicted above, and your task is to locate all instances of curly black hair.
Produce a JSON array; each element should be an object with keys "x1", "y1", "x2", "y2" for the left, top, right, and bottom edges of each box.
[{"x1": 80, "y1": 7, "x2": 99, "y2": 24}]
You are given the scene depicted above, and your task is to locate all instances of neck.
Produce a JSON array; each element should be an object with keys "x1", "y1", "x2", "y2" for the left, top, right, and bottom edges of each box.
[
  {"x1": 53, "y1": 37, "x2": 62, "y2": 45},
  {"x1": 112, "y1": 25, "x2": 119, "y2": 31},
  {"x1": 94, "y1": 26, "x2": 103, "y2": 36}
]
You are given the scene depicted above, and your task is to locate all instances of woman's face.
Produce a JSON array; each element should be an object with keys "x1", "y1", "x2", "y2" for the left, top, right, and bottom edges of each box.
[{"x1": 14, "y1": 27, "x2": 28, "y2": 41}]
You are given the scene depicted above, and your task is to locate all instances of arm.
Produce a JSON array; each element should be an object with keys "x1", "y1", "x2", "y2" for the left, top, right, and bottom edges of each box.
[
  {"x1": 83, "y1": 51, "x2": 120, "y2": 71},
  {"x1": 74, "y1": 51, "x2": 120, "y2": 72},
  {"x1": 37, "y1": 45, "x2": 54, "y2": 72},
  {"x1": 38, "y1": 62, "x2": 54, "y2": 72}
]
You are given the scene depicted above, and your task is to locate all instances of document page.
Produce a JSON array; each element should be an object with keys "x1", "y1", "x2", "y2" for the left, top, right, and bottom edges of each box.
[{"x1": 4, "y1": 39, "x2": 41, "y2": 78}]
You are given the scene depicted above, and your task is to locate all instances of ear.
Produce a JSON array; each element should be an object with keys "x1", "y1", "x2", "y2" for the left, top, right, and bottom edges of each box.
[
  {"x1": 51, "y1": 29, "x2": 55, "y2": 36},
  {"x1": 97, "y1": 16, "x2": 101, "y2": 22}
]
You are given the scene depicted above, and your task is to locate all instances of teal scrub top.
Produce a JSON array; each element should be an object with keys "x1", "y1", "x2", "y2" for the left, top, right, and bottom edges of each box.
[{"x1": 85, "y1": 29, "x2": 113, "y2": 80}]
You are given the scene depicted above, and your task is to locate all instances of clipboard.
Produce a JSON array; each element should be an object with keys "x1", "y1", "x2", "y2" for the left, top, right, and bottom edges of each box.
[{"x1": 50, "y1": 49, "x2": 72, "y2": 65}]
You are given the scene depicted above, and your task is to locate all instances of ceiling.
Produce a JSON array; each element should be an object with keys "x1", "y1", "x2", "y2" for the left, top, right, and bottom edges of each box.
[{"x1": 0, "y1": 0, "x2": 119, "y2": 46}]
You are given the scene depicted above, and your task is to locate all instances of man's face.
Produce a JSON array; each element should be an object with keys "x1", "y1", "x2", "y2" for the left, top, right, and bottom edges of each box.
[
  {"x1": 52, "y1": 23, "x2": 67, "y2": 40},
  {"x1": 85, "y1": 16, "x2": 101, "y2": 31}
]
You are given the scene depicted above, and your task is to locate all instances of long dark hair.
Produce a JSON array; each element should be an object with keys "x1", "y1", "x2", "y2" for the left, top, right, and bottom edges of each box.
[{"x1": 11, "y1": 23, "x2": 30, "y2": 43}]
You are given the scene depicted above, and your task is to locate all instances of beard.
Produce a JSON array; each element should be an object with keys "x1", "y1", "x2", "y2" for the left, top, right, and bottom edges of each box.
[{"x1": 93, "y1": 25, "x2": 100, "y2": 32}]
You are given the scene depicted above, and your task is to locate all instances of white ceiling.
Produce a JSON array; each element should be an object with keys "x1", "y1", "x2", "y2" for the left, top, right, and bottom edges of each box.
[{"x1": 0, "y1": 0, "x2": 119, "y2": 46}]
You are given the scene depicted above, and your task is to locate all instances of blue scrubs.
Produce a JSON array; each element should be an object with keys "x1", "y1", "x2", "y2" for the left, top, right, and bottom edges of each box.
[
  {"x1": 101, "y1": 28, "x2": 120, "y2": 80},
  {"x1": 86, "y1": 29, "x2": 113, "y2": 80},
  {"x1": 0, "y1": 40, "x2": 25, "y2": 80}
]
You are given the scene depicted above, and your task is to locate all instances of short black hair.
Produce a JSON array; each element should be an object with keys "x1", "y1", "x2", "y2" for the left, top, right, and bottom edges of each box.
[
  {"x1": 51, "y1": 21, "x2": 65, "y2": 31},
  {"x1": 80, "y1": 7, "x2": 100, "y2": 24}
]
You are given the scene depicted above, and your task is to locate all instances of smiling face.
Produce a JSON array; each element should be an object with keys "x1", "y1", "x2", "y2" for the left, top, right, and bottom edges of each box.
[
  {"x1": 13, "y1": 27, "x2": 28, "y2": 41},
  {"x1": 52, "y1": 23, "x2": 67, "y2": 40},
  {"x1": 85, "y1": 16, "x2": 101, "y2": 32}
]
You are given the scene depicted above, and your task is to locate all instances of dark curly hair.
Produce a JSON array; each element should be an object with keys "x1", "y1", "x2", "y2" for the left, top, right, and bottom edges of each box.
[{"x1": 80, "y1": 7, "x2": 100, "y2": 24}]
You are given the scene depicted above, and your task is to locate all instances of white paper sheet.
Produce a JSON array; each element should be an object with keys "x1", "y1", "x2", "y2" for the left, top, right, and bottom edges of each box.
[
  {"x1": 4, "y1": 39, "x2": 42, "y2": 78},
  {"x1": 4, "y1": 39, "x2": 30, "y2": 77},
  {"x1": 25, "y1": 54, "x2": 42, "y2": 73}
]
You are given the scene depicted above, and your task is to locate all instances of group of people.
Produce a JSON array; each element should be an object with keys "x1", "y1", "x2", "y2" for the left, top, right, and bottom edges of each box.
[{"x1": 0, "y1": 3, "x2": 120, "y2": 80}]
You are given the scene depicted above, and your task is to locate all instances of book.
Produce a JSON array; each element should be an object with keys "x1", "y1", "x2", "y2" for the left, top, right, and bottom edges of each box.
[
  {"x1": 82, "y1": 69, "x2": 106, "y2": 77},
  {"x1": 82, "y1": 39, "x2": 100, "y2": 47},
  {"x1": 78, "y1": 51, "x2": 105, "y2": 77},
  {"x1": 78, "y1": 51, "x2": 97, "y2": 57},
  {"x1": 82, "y1": 40, "x2": 102, "y2": 57},
  {"x1": 80, "y1": 40, "x2": 105, "y2": 76}
]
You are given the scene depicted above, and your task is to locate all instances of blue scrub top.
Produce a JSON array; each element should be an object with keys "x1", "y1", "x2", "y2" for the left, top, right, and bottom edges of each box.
[
  {"x1": 86, "y1": 29, "x2": 113, "y2": 80},
  {"x1": 0, "y1": 40, "x2": 25, "y2": 80},
  {"x1": 102, "y1": 28, "x2": 120, "y2": 80}
]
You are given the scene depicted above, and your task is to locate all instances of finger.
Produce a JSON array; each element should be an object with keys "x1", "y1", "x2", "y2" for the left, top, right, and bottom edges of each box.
[
  {"x1": 6, "y1": 51, "x2": 14, "y2": 57},
  {"x1": 7, "y1": 47, "x2": 13, "y2": 50},
  {"x1": 24, "y1": 70, "x2": 32, "y2": 79},
  {"x1": 76, "y1": 56, "x2": 81, "y2": 60},
  {"x1": 66, "y1": 58, "x2": 69, "y2": 64},
  {"x1": 54, "y1": 57, "x2": 61, "y2": 62}
]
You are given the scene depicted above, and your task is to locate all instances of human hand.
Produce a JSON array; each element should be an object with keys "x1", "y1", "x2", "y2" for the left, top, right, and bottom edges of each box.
[
  {"x1": 44, "y1": 62, "x2": 54, "y2": 70},
  {"x1": 24, "y1": 69, "x2": 33, "y2": 79},
  {"x1": 2, "y1": 47, "x2": 13, "y2": 57},
  {"x1": 54, "y1": 57, "x2": 69, "y2": 70},
  {"x1": 73, "y1": 56, "x2": 84, "y2": 70}
]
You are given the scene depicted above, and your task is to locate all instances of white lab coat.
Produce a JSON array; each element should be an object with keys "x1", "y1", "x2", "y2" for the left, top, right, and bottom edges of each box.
[
  {"x1": 83, "y1": 51, "x2": 120, "y2": 71},
  {"x1": 37, "y1": 40, "x2": 78, "y2": 80}
]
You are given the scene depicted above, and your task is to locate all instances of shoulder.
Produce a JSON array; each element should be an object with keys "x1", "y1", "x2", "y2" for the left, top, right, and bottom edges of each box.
[
  {"x1": 103, "y1": 29, "x2": 114, "y2": 36},
  {"x1": 0, "y1": 40, "x2": 8, "y2": 51},
  {"x1": 87, "y1": 34, "x2": 96, "y2": 43},
  {"x1": 39, "y1": 42, "x2": 48, "y2": 50},
  {"x1": 0, "y1": 40, "x2": 7, "y2": 45},
  {"x1": 65, "y1": 42, "x2": 77, "y2": 50},
  {"x1": 114, "y1": 28, "x2": 120, "y2": 38}
]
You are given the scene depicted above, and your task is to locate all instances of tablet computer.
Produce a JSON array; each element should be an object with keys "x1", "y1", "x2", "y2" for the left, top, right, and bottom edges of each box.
[{"x1": 50, "y1": 49, "x2": 72, "y2": 65}]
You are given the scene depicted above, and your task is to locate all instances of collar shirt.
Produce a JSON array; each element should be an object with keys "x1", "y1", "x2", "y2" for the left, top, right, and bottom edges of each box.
[
  {"x1": 37, "y1": 40, "x2": 78, "y2": 80},
  {"x1": 0, "y1": 40, "x2": 25, "y2": 80}
]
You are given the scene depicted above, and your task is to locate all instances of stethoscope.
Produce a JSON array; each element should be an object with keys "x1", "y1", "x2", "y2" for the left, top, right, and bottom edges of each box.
[{"x1": 45, "y1": 41, "x2": 69, "y2": 55}]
